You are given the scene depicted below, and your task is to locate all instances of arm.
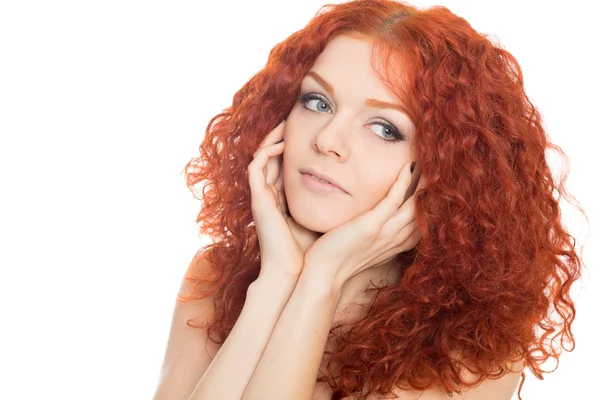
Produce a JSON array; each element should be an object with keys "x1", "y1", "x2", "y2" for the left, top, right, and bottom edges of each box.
[
  {"x1": 240, "y1": 161, "x2": 422, "y2": 399},
  {"x1": 187, "y1": 273, "x2": 297, "y2": 400},
  {"x1": 242, "y1": 266, "x2": 341, "y2": 400},
  {"x1": 153, "y1": 254, "x2": 222, "y2": 400},
  {"x1": 241, "y1": 264, "x2": 523, "y2": 400}
]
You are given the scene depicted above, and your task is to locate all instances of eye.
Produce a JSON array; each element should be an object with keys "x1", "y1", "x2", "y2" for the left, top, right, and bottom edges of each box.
[
  {"x1": 297, "y1": 93, "x2": 332, "y2": 113},
  {"x1": 369, "y1": 121, "x2": 406, "y2": 143},
  {"x1": 296, "y1": 92, "x2": 407, "y2": 144}
]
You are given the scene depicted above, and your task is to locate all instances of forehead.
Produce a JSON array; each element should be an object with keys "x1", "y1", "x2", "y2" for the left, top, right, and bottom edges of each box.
[
  {"x1": 310, "y1": 34, "x2": 375, "y2": 75},
  {"x1": 305, "y1": 34, "x2": 406, "y2": 108},
  {"x1": 303, "y1": 34, "x2": 415, "y2": 135},
  {"x1": 321, "y1": 33, "x2": 373, "y2": 56}
]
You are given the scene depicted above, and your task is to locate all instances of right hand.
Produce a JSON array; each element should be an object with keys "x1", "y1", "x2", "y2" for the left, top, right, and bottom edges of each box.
[{"x1": 248, "y1": 120, "x2": 319, "y2": 281}]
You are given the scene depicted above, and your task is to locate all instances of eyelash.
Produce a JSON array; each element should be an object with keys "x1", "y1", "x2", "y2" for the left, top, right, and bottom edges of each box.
[{"x1": 296, "y1": 92, "x2": 406, "y2": 144}]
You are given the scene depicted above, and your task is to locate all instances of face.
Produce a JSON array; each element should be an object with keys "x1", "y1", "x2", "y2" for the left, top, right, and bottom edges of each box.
[{"x1": 282, "y1": 34, "x2": 416, "y2": 233}]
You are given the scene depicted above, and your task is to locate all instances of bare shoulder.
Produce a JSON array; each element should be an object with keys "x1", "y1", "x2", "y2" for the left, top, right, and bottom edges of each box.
[
  {"x1": 362, "y1": 358, "x2": 525, "y2": 400},
  {"x1": 153, "y1": 251, "x2": 222, "y2": 400}
]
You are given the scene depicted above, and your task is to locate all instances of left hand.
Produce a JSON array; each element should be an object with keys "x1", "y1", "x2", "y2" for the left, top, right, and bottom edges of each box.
[{"x1": 302, "y1": 161, "x2": 426, "y2": 289}]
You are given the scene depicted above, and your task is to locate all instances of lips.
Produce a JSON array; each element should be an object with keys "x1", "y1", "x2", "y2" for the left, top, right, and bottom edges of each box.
[{"x1": 299, "y1": 167, "x2": 347, "y2": 193}]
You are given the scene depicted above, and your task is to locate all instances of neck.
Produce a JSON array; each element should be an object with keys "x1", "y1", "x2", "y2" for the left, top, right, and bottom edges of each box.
[{"x1": 333, "y1": 258, "x2": 402, "y2": 323}]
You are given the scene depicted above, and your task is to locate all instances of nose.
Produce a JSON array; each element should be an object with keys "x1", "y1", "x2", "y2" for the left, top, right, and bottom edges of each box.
[{"x1": 312, "y1": 119, "x2": 349, "y2": 162}]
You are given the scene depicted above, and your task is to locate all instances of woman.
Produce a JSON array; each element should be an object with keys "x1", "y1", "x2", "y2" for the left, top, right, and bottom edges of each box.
[{"x1": 154, "y1": 1, "x2": 585, "y2": 399}]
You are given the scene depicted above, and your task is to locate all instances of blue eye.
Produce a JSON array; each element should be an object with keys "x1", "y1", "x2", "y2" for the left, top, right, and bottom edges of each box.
[
  {"x1": 296, "y1": 92, "x2": 406, "y2": 144},
  {"x1": 368, "y1": 121, "x2": 406, "y2": 142},
  {"x1": 298, "y1": 93, "x2": 331, "y2": 113}
]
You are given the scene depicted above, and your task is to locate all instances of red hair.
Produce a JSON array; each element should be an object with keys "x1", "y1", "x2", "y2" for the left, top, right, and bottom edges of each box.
[{"x1": 178, "y1": 1, "x2": 587, "y2": 398}]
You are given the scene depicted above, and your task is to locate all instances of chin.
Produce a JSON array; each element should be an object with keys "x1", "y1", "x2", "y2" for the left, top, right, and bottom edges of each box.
[
  {"x1": 287, "y1": 197, "x2": 346, "y2": 234},
  {"x1": 283, "y1": 169, "x2": 354, "y2": 233}
]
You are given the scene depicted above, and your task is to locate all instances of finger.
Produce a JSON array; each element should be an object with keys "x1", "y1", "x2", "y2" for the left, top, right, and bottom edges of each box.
[
  {"x1": 276, "y1": 187, "x2": 288, "y2": 215},
  {"x1": 382, "y1": 219, "x2": 420, "y2": 257},
  {"x1": 265, "y1": 151, "x2": 282, "y2": 186},
  {"x1": 394, "y1": 170, "x2": 427, "y2": 219},
  {"x1": 370, "y1": 161, "x2": 414, "y2": 226},
  {"x1": 415, "y1": 172, "x2": 428, "y2": 193},
  {"x1": 257, "y1": 120, "x2": 286, "y2": 151},
  {"x1": 399, "y1": 221, "x2": 422, "y2": 251},
  {"x1": 402, "y1": 166, "x2": 421, "y2": 204},
  {"x1": 390, "y1": 193, "x2": 416, "y2": 221},
  {"x1": 273, "y1": 155, "x2": 285, "y2": 191},
  {"x1": 380, "y1": 198, "x2": 416, "y2": 243},
  {"x1": 397, "y1": 218, "x2": 418, "y2": 239},
  {"x1": 248, "y1": 141, "x2": 285, "y2": 197},
  {"x1": 270, "y1": 184, "x2": 284, "y2": 214}
]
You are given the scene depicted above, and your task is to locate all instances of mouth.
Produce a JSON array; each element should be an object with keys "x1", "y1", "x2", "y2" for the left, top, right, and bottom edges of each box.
[{"x1": 299, "y1": 168, "x2": 348, "y2": 194}]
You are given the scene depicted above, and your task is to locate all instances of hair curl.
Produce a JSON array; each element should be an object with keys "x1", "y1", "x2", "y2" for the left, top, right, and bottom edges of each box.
[{"x1": 177, "y1": 1, "x2": 587, "y2": 398}]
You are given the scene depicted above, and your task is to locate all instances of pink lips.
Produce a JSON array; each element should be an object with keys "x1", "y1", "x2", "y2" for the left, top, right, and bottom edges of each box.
[
  {"x1": 300, "y1": 172, "x2": 347, "y2": 194},
  {"x1": 299, "y1": 167, "x2": 347, "y2": 193}
]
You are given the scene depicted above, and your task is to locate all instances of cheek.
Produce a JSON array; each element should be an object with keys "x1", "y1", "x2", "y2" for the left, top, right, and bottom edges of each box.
[
  {"x1": 362, "y1": 181, "x2": 390, "y2": 206},
  {"x1": 357, "y1": 168, "x2": 401, "y2": 207},
  {"x1": 282, "y1": 124, "x2": 289, "y2": 141},
  {"x1": 283, "y1": 108, "x2": 315, "y2": 144},
  {"x1": 282, "y1": 143, "x2": 299, "y2": 180},
  {"x1": 282, "y1": 121, "x2": 298, "y2": 146}
]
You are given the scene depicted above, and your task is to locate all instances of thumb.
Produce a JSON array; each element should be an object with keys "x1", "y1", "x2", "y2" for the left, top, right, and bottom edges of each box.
[{"x1": 276, "y1": 186, "x2": 289, "y2": 216}]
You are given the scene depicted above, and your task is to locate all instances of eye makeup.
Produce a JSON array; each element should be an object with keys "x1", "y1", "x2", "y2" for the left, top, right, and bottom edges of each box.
[{"x1": 296, "y1": 92, "x2": 407, "y2": 144}]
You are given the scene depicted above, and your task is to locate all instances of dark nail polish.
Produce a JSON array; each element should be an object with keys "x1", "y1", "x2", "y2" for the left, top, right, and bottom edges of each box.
[{"x1": 410, "y1": 162, "x2": 416, "y2": 173}]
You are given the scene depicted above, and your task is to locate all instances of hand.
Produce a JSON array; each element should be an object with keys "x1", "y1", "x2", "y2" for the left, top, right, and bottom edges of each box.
[
  {"x1": 302, "y1": 161, "x2": 426, "y2": 289},
  {"x1": 248, "y1": 120, "x2": 319, "y2": 280}
]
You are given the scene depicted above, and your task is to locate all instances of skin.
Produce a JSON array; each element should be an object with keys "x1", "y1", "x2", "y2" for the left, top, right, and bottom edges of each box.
[
  {"x1": 281, "y1": 33, "x2": 418, "y2": 312},
  {"x1": 242, "y1": 34, "x2": 523, "y2": 399}
]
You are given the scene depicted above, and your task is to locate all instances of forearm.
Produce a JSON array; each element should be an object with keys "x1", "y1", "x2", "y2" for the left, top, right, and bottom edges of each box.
[
  {"x1": 188, "y1": 274, "x2": 297, "y2": 400},
  {"x1": 242, "y1": 267, "x2": 342, "y2": 400}
]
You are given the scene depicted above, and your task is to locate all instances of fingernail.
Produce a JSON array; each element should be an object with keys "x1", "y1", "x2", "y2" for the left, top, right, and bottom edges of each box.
[{"x1": 410, "y1": 162, "x2": 416, "y2": 173}]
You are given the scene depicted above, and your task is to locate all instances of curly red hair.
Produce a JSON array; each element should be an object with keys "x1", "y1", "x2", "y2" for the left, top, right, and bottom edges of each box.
[{"x1": 177, "y1": 1, "x2": 587, "y2": 398}]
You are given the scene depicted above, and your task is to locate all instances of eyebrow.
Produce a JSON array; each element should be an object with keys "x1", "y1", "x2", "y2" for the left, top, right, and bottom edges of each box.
[{"x1": 305, "y1": 70, "x2": 410, "y2": 116}]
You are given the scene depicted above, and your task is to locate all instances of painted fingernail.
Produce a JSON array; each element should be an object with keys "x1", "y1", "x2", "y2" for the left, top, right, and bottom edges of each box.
[{"x1": 410, "y1": 162, "x2": 416, "y2": 173}]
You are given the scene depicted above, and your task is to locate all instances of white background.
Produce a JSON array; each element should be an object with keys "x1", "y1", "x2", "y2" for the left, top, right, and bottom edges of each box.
[{"x1": 0, "y1": 1, "x2": 597, "y2": 399}]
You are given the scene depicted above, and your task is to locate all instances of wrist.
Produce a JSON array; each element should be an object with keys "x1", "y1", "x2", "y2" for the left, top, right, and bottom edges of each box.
[
  {"x1": 250, "y1": 272, "x2": 298, "y2": 294},
  {"x1": 300, "y1": 260, "x2": 345, "y2": 300}
]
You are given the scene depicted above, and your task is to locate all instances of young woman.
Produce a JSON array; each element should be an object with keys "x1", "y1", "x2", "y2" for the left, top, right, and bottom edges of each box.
[{"x1": 154, "y1": 1, "x2": 585, "y2": 399}]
